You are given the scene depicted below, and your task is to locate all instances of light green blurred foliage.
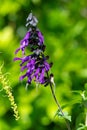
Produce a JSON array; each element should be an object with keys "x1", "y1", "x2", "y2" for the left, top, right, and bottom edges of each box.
[{"x1": 0, "y1": 0, "x2": 87, "y2": 130}]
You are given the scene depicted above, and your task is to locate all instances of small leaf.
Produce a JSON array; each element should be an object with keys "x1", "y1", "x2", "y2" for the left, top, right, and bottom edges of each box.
[
  {"x1": 64, "y1": 115, "x2": 71, "y2": 122},
  {"x1": 63, "y1": 112, "x2": 71, "y2": 122},
  {"x1": 62, "y1": 98, "x2": 81, "y2": 109},
  {"x1": 76, "y1": 123, "x2": 87, "y2": 130},
  {"x1": 55, "y1": 110, "x2": 71, "y2": 122},
  {"x1": 71, "y1": 90, "x2": 82, "y2": 95}
]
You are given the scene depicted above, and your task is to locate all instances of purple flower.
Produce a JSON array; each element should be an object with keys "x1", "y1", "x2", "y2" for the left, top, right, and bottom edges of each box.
[
  {"x1": 15, "y1": 29, "x2": 44, "y2": 55},
  {"x1": 14, "y1": 55, "x2": 31, "y2": 66},
  {"x1": 14, "y1": 13, "x2": 53, "y2": 86},
  {"x1": 17, "y1": 55, "x2": 50, "y2": 84},
  {"x1": 37, "y1": 31, "x2": 44, "y2": 45},
  {"x1": 15, "y1": 32, "x2": 30, "y2": 55},
  {"x1": 44, "y1": 61, "x2": 50, "y2": 71},
  {"x1": 38, "y1": 68, "x2": 45, "y2": 84}
]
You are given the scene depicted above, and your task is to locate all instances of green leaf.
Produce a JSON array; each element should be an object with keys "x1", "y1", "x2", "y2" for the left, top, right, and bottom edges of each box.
[
  {"x1": 76, "y1": 123, "x2": 87, "y2": 130},
  {"x1": 55, "y1": 110, "x2": 71, "y2": 122},
  {"x1": 64, "y1": 115, "x2": 71, "y2": 122}
]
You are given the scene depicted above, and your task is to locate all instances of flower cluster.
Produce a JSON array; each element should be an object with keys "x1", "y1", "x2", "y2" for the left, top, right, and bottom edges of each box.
[{"x1": 14, "y1": 13, "x2": 54, "y2": 86}]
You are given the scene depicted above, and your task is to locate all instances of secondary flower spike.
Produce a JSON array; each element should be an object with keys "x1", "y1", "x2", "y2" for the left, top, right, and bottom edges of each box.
[{"x1": 14, "y1": 13, "x2": 54, "y2": 86}]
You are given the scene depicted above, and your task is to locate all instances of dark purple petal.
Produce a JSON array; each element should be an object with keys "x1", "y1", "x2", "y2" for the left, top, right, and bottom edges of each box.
[
  {"x1": 34, "y1": 68, "x2": 40, "y2": 82},
  {"x1": 34, "y1": 68, "x2": 40, "y2": 77},
  {"x1": 31, "y1": 65, "x2": 35, "y2": 71},
  {"x1": 27, "y1": 68, "x2": 31, "y2": 74},
  {"x1": 20, "y1": 32, "x2": 30, "y2": 45},
  {"x1": 20, "y1": 40, "x2": 29, "y2": 47},
  {"x1": 20, "y1": 74, "x2": 27, "y2": 80},
  {"x1": 21, "y1": 65, "x2": 27, "y2": 71},
  {"x1": 35, "y1": 75, "x2": 39, "y2": 82},
  {"x1": 27, "y1": 67, "x2": 34, "y2": 75},
  {"x1": 38, "y1": 68, "x2": 45, "y2": 83},
  {"x1": 15, "y1": 34, "x2": 29, "y2": 55},
  {"x1": 20, "y1": 41, "x2": 26, "y2": 48},
  {"x1": 15, "y1": 48, "x2": 20, "y2": 54},
  {"x1": 40, "y1": 79, "x2": 45, "y2": 84},
  {"x1": 14, "y1": 57, "x2": 22, "y2": 61},
  {"x1": 20, "y1": 56, "x2": 31, "y2": 66},
  {"x1": 24, "y1": 32, "x2": 30, "y2": 40},
  {"x1": 31, "y1": 73, "x2": 35, "y2": 79},
  {"x1": 27, "y1": 59, "x2": 35, "y2": 68},
  {"x1": 21, "y1": 48, "x2": 25, "y2": 55},
  {"x1": 44, "y1": 61, "x2": 50, "y2": 71},
  {"x1": 27, "y1": 76, "x2": 32, "y2": 84},
  {"x1": 38, "y1": 31, "x2": 44, "y2": 44},
  {"x1": 22, "y1": 56, "x2": 31, "y2": 61}
]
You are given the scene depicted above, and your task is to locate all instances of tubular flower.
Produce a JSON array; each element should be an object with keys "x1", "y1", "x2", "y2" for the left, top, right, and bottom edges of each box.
[{"x1": 14, "y1": 13, "x2": 54, "y2": 86}]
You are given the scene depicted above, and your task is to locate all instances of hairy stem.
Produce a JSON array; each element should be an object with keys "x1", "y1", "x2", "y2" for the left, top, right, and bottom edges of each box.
[
  {"x1": 50, "y1": 83, "x2": 71, "y2": 130},
  {"x1": 0, "y1": 64, "x2": 20, "y2": 120}
]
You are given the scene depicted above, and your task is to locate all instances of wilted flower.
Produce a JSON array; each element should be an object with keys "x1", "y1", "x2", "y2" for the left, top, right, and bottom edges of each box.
[{"x1": 14, "y1": 13, "x2": 54, "y2": 86}]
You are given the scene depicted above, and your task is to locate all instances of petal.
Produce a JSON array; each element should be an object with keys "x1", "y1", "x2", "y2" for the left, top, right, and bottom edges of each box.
[
  {"x1": 22, "y1": 56, "x2": 31, "y2": 61},
  {"x1": 31, "y1": 74, "x2": 35, "y2": 79},
  {"x1": 40, "y1": 79, "x2": 45, "y2": 84},
  {"x1": 25, "y1": 40, "x2": 29, "y2": 46},
  {"x1": 39, "y1": 69, "x2": 45, "y2": 81},
  {"x1": 20, "y1": 56, "x2": 31, "y2": 66},
  {"x1": 20, "y1": 41, "x2": 26, "y2": 48},
  {"x1": 44, "y1": 62, "x2": 50, "y2": 71},
  {"x1": 27, "y1": 68, "x2": 33, "y2": 75},
  {"x1": 21, "y1": 65, "x2": 27, "y2": 71},
  {"x1": 34, "y1": 68, "x2": 40, "y2": 77},
  {"x1": 38, "y1": 31, "x2": 44, "y2": 44},
  {"x1": 27, "y1": 59, "x2": 35, "y2": 68},
  {"x1": 14, "y1": 57, "x2": 22, "y2": 61},
  {"x1": 21, "y1": 48, "x2": 25, "y2": 55},
  {"x1": 20, "y1": 32, "x2": 30, "y2": 45},
  {"x1": 27, "y1": 77, "x2": 32, "y2": 84},
  {"x1": 25, "y1": 32, "x2": 30, "y2": 39},
  {"x1": 15, "y1": 48, "x2": 20, "y2": 54},
  {"x1": 19, "y1": 74, "x2": 27, "y2": 80}
]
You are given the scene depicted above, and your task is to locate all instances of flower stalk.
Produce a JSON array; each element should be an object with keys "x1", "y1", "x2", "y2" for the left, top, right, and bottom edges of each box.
[
  {"x1": 50, "y1": 82, "x2": 71, "y2": 130},
  {"x1": 0, "y1": 64, "x2": 20, "y2": 120},
  {"x1": 14, "y1": 12, "x2": 71, "y2": 129}
]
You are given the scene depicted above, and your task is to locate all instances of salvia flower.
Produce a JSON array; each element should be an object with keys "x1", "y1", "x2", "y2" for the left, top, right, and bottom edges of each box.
[{"x1": 14, "y1": 13, "x2": 54, "y2": 87}]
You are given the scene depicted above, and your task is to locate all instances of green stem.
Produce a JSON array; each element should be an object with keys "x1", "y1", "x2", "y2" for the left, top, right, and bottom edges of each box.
[
  {"x1": 85, "y1": 110, "x2": 87, "y2": 126},
  {"x1": 50, "y1": 83, "x2": 71, "y2": 130}
]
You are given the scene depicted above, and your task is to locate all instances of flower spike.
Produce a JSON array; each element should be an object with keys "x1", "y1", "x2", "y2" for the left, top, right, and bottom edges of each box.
[
  {"x1": 14, "y1": 13, "x2": 53, "y2": 86},
  {"x1": 14, "y1": 13, "x2": 71, "y2": 130}
]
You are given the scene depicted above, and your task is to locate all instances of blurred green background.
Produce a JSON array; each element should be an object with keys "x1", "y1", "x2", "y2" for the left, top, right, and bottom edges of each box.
[{"x1": 0, "y1": 0, "x2": 87, "y2": 130}]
